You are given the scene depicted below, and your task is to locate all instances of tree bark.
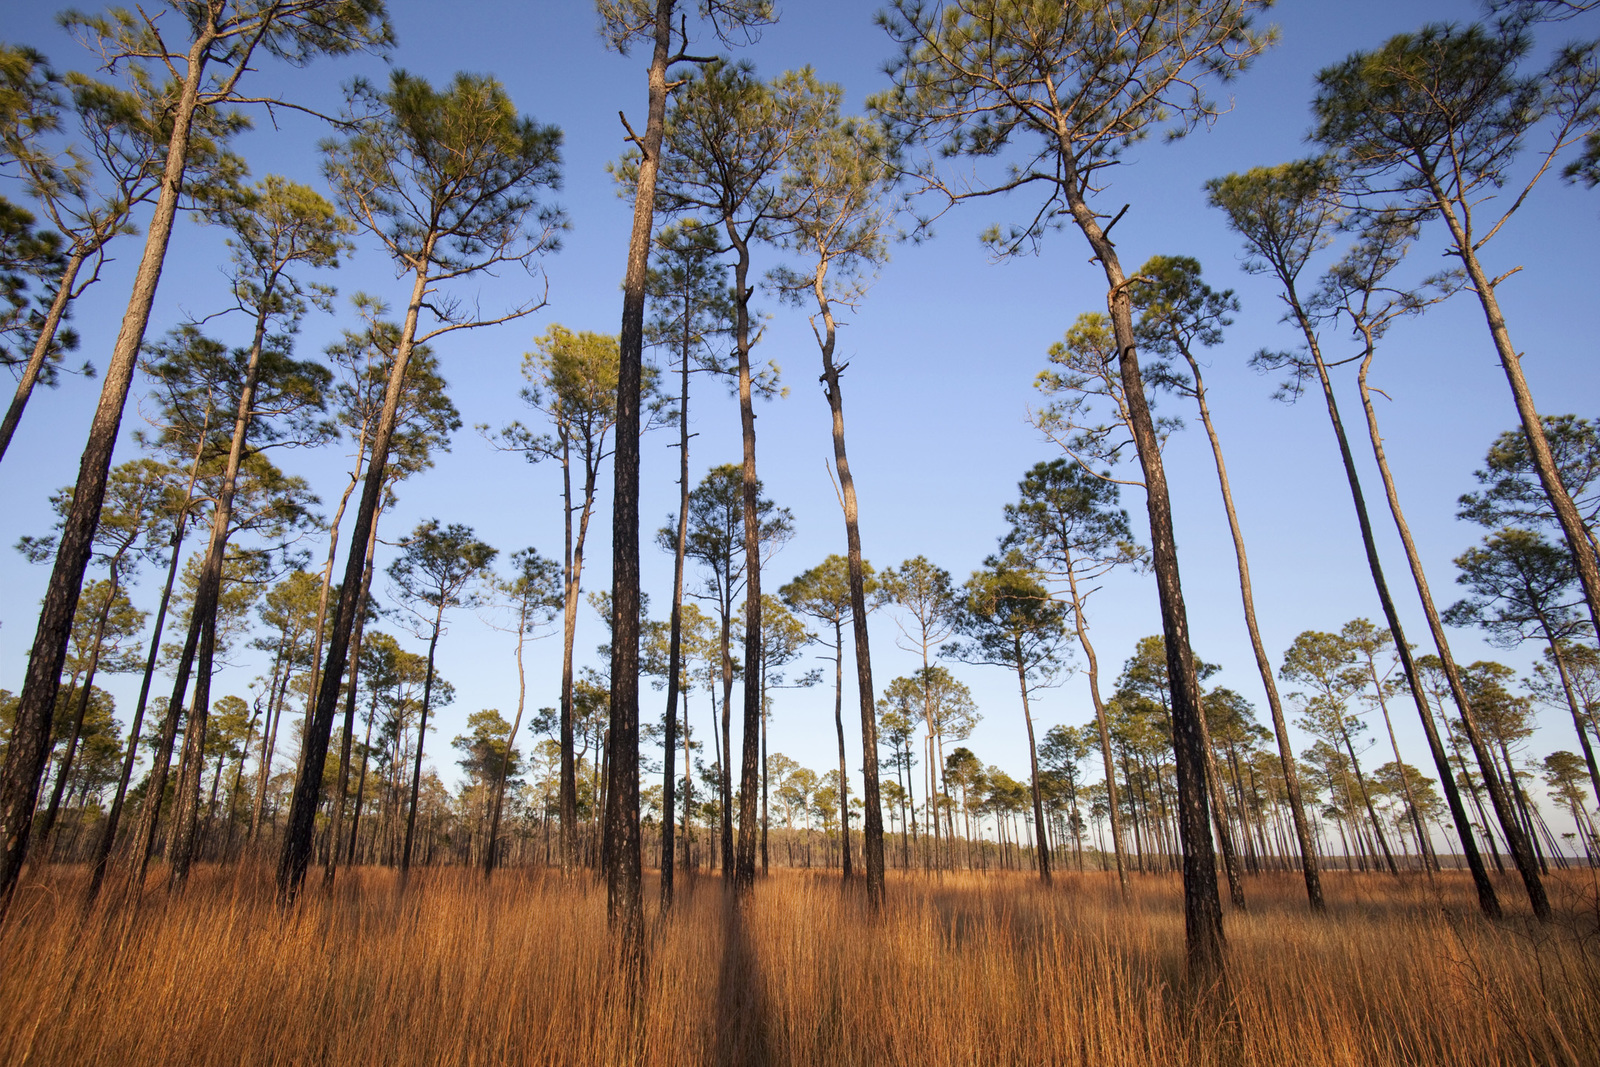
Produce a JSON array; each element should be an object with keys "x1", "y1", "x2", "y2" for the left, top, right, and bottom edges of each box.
[
  {"x1": 602, "y1": 0, "x2": 672, "y2": 945},
  {"x1": 0, "y1": 28, "x2": 212, "y2": 918},
  {"x1": 84, "y1": 483, "x2": 194, "y2": 905},
  {"x1": 1061, "y1": 172, "x2": 1222, "y2": 973},
  {"x1": 278, "y1": 257, "x2": 432, "y2": 900},
  {"x1": 1062, "y1": 563, "x2": 1129, "y2": 895},
  {"x1": 1015, "y1": 644, "x2": 1052, "y2": 885},
  {"x1": 727, "y1": 221, "x2": 764, "y2": 895},
  {"x1": 1354, "y1": 339, "x2": 1547, "y2": 916},
  {"x1": 1543, "y1": 635, "x2": 1600, "y2": 807},
  {"x1": 401, "y1": 620, "x2": 443, "y2": 881},
  {"x1": 35, "y1": 563, "x2": 122, "y2": 856},
  {"x1": 0, "y1": 251, "x2": 84, "y2": 465},
  {"x1": 814, "y1": 273, "x2": 884, "y2": 902},
  {"x1": 1427, "y1": 182, "x2": 1600, "y2": 667},
  {"x1": 327, "y1": 519, "x2": 378, "y2": 886},
  {"x1": 169, "y1": 294, "x2": 276, "y2": 890},
  {"x1": 660, "y1": 325, "x2": 690, "y2": 907},
  {"x1": 830, "y1": 618, "x2": 853, "y2": 882},
  {"x1": 1280, "y1": 280, "x2": 1500, "y2": 917},
  {"x1": 1176, "y1": 344, "x2": 1323, "y2": 909}
]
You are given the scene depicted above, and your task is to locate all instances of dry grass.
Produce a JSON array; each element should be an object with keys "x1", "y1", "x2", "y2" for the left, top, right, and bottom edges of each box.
[{"x1": 1, "y1": 865, "x2": 1598, "y2": 1066}]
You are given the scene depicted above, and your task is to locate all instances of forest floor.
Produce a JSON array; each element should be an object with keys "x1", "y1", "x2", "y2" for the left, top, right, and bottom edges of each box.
[{"x1": 0, "y1": 864, "x2": 1596, "y2": 1066}]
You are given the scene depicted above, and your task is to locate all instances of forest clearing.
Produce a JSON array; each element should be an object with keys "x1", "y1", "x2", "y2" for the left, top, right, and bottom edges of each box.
[{"x1": 2, "y1": 866, "x2": 1597, "y2": 1067}]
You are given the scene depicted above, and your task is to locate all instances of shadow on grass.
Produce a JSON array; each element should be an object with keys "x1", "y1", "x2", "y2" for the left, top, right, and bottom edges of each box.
[{"x1": 713, "y1": 892, "x2": 768, "y2": 1066}]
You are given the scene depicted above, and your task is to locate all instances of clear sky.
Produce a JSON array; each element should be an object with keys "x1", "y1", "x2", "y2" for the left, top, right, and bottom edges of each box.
[{"x1": 2, "y1": 1, "x2": 1596, "y2": 834}]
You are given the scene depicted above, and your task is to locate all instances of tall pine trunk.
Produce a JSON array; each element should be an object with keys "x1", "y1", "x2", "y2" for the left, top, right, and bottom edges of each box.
[
  {"x1": 1177, "y1": 347, "x2": 1322, "y2": 909},
  {"x1": 1354, "y1": 339, "x2": 1548, "y2": 916},
  {"x1": 278, "y1": 257, "x2": 433, "y2": 900},
  {"x1": 84, "y1": 467, "x2": 195, "y2": 905},
  {"x1": 1428, "y1": 189, "x2": 1600, "y2": 658},
  {"x1": 1061, "y1": 171, "x2": 1222, "y2": 973},
  {"x1": 0, "y1": 251, "x2": 84, "y2": 464},
  {"x1": 0, "y1": 30, "x2": 213, "y2": 917},
  {"x1": 169, "y1": 301, "x2": 275, "y2": 889},
  {"x1": 1279, "y1": 281, "x2": 1500, "y2": 918},
  {"x1": 1015, "y1": 644, "x2": 1051, "y2": 885},
  {"x1": 485, "y1": 556, "x2": 529, "y2": 881},
  {"x1": 660, "y1": 342, "x2": 690, "y2": 905},
  {"x1": 830, "y1": 618, "x2": 852, "y2": 881},
  {"x1": 813, "y1": 273, "x2": 884, "y2": 901},
  {"x1": 327, "y1": 518, "x2": 379, "y2": 885},
  {"x1": 1062, "y1": 564, "x2": 1128, "y2": 894},
  {"x1": 400, "y1": 620, "x2": 443, "y2": 880},
  {"x1": 602, "y1": 0, "x2": 673, "y2": 945}
]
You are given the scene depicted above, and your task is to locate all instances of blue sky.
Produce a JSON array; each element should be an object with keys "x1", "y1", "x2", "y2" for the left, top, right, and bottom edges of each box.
[{"x1": 2, "y1": 1, "x2": 1596, "y2": 834}]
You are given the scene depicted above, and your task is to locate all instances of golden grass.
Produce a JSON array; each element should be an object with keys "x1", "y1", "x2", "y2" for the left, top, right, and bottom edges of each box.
[{"x1": 1, "y1": 865, "x2": 1597, "y2": 1066}]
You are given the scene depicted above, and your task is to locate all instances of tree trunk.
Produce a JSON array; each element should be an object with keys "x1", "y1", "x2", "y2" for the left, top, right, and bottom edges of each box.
[
  {"x1": 726, "y1": 224, "x2": 764, "y2": 895},
  {"x1": 1366, "y1": 654, "x2": 1437, "y2": 873},
  {"x1": 558, "y1": 432, "x2": 584, "y2": 874},
  {"x1": 1340, "y1": 726, "x2": 1398, "y2": 875},
  {"x1": 304, "y1": 419, "x2": 369, "y2": 746},
  {"x1": 1193, "y1": 706, "x2": 1246, "y2": 909},
  {"x1": 400, "y1": 621, "x2": 443, "y2": 881},
  {"x1": 36, "y1": 563, "x2": 123, "y2": 855},
  {"x1": 1543, "y1": 633, "x2": 1600, "y2": 807},
  {"x1": 601, "y1": 0, "x2": 673, "y2": 946},
  {"x1": 349, "y1": 690, "x2": 378, "y2": 865},
  {"x1": 170, "y1": 298, "x2": 276, "y2": 890},
  {"x1": 830, "y1": 619, "x2": 852, "y2": 882},
  {"x1": 1062, "y1": 564, "x2": 1128, "y2": 894},
  {"x1": 1015, "y1": 645, "x2": 1051, "y2": 885},
  {"x1": 84, "y1": 474, "x2": 196, "y2": 904},
  {"x1": 1178, "y1": 346, "x2": 1323, "y2": 909},
  {"x1": 221, "y1": 704, "x2": 259, "y2": 862},
  {"x1": 660, "y1": 321, "x2": 691, "y2": 907},
  {"x1": 1061, "y1": 174, "x2": 1222, "y2": 972},
  {"x1": 485, "y1": 580, "x2": 528, "y2": 882},
  {"x1": 1353, "y1": 341, "x2": 1547, "y2": 916},
  {"x1": 0, "y1": 31, "x2": 212, "y2": 917},
  {"x1": 814, "y1": 275, "x2": 884, "y2": 902},
  {"x1": 1280, "y1": 281, "x2": 1500, "y2": 917},
  {"x1": 279, "y1": 254, "x2": 434, "y2": 901},
  {"x1": 1429, "y1": 187, "x2": 1600, "y2": 666},
  {"x1": 0, "y1": 251, "x2": 85, "y2": 465},
  {"x1": 252, "y1": 645, "x2": 295, "y2": 842},
  {"x1": 327, "y1": 520, "x2": 379, "y2": 886}
]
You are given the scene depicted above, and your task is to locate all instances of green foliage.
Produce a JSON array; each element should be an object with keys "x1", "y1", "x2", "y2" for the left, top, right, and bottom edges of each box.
[
  {"x1": 877, "y1": 556, "x2": 959, "y2": 656},
  {"x1": 1447, "y1": 527, "x2": 1590, "y2": 649},
  {"x1": 594, "y1": 0, "x2": 775, "y2": 54},
  {"x1": 453, "y1": 708, "x2": 520, "y2": 788},
  {"x1": 200, "y1": 174, "x2": 355, "y2": 330},
  {"x1": 1204, "y1": 158, "x2": 1343, "y2": 295},
  {"x1": 324, "y1": 69, "x2": 563, "y2": 286},
  {"x1": 873, "y1": 0, "x2": 1275, "y2": 251},
  {"x1": 64, "y1": 578, "x2": 147, "y2": 678},
  {"x1": 1003, "y1": 458, "x2": 1143, "y2": 588},
  {"x1": 386, "y1": 520, "x2": 498, "y2": 633},
  {"x1": 674, "y1": 465, "x2": 793, "y2": 613},
  {"x1": 140, "y1": 325, "x2": 336, "y2": 456},
  {"x1": 950, "y1": 550, "x2": 1071, "y2": 688},
  {"x1": 1309, "y1": 20, "x2": 1592, "y2": 208},
  {"x1": 1457, "y1": 415, "x2": 1600, "y2": 535},
  {"x1": 489, "y1": 324, "x2": 626, "y2": 467},
  {"x1": 646, "y1": 222, "x2": 734, "y2": 377},
  {"x1": 1280, "y1": 628, "x2": 1368, "y2": 747},
  {"x1": 323, "y1": 295, "x2": 460, "y2": 483},
  {"x1": 780, "y1": 553, "x2": 874, "y2": 634}
]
